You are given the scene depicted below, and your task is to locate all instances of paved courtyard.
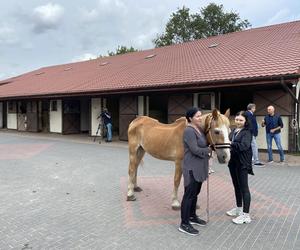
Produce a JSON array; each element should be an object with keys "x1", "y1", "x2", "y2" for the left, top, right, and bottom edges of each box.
[{"x1": 0, "y1": 131, "x2": 299, "y2": 250}]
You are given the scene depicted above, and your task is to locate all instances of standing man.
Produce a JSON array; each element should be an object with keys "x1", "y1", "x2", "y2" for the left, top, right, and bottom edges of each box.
[
  {"x1": 101, "y1": 108, "x2": 113, "y2": 142},
  {"x1": 245, "y1": 104, "x2": 264, "y2": 166},
  {"x1": 261, "y1": 105, "x2": 285, "y2": 163}
]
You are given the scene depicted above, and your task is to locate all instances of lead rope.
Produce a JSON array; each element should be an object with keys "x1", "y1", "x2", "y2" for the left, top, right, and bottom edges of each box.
[
  {"x1": 206, "y1": 151, "x2": 213, "y2": 223},
  {"x1": 207, "y1": 166, "x2": 209, "y2": 223},
  {"x1": 205, "y1": 116, "x2": 212, "y2": 224}
]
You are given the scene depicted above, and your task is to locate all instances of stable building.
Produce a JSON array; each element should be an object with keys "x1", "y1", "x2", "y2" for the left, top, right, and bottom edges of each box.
[{"x1": 0, "y1": 20, "x2": 299, "y2": 152}]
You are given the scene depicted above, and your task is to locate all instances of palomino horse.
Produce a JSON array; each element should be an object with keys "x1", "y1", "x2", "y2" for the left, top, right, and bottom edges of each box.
[{"x1": 127, "y1": 108, "x2": 231, "y2": 209}]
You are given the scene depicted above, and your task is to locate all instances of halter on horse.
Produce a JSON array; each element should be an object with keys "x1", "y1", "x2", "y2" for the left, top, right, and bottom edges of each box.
[{"x1": 204, "y1": 110, "x2": 231, "y2": 163}]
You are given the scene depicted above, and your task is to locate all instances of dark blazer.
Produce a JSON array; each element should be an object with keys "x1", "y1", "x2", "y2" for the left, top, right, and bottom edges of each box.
[
  {"x1": 228, "y1": 128, "x2": 254, "y2": 175},
  {"x1": 245, "y1": 110, "x2": 258, "y2": 136},
  {"x1": 182, "y1": 126, "x2": 210, "y2": 186}
]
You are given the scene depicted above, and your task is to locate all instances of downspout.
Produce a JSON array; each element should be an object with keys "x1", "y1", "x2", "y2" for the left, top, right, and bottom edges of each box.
[
  {"x1": 279, "y1": 77, "x2": 299, "y2": 152},
  {"x1": 296, "y1": 78, "x2": 300, "y2": 151}
]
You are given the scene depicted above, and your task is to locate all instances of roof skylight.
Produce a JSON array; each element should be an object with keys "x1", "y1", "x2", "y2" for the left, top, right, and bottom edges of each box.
[
  {"x1": 100, "y1": 62, "x2": 109, "y2": 66},
  {"x1": 208, "y1": 43, "x2": 219, "y2": 48},
  {"x1": 145, "y1": 54, "x2": 156, "y2": 59}
]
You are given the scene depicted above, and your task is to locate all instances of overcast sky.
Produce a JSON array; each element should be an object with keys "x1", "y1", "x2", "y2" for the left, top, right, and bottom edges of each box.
[{"x1": 0, "y1": 0, "x2": 299, "y2": 80}]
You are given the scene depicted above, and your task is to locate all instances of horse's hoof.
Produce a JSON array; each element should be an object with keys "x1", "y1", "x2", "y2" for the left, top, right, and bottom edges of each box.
[
  {"x1": 127, "y1": 195, "x2": 136, "y2": 201},
  {"x1": 134, "y1": 186, "x2": 143, "y2": 192},
  {"x1": 172, "y1": 205, "x2": 181, "y2": 210}
]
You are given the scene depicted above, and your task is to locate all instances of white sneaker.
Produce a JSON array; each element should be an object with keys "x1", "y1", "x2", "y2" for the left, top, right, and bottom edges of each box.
[
  {"x1": 232, "y1": 213, "x2": 251, "y2": 224},
  {"x1": 209, "y1": 167, "x2": 215, "y2": 174},
  {"x1": 226, "y1": 207, "x2": 242, "y2": 217}
]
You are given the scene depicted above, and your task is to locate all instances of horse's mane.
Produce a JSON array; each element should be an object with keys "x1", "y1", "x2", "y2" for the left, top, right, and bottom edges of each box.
[
  {"x1": 174, "y1": 117, "x2": 186, "y2": 123},
  {"x1": 217, "y1": 114, "x2": 230, "y2": 127},
  {"x1": 202, "y1": 111, "x2": 230, "y2": 131}
]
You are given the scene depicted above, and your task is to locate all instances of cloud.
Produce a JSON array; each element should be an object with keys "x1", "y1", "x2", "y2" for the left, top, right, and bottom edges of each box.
[
  {"x1": 133, "y1": 28, "x2": 160, "y2": 48},
  {"x1": 0, "y1": 72, "x2": 7, "y2": 80},
  {"x1": 31, "y1": 3, "x2": 64, "y2": 33},
  {"x1": 267, "y1": 7, "x2": 300, "y2": 25},
  {"x1": 97, "y1": 0, "x2": 127, "y2": 13},
  {"x1": 0, "y1": 25, "x2": 19, "y2": 45},
  {"x1": 72, "y1": 53, "x2": 98, "y2": 62},
  {"x1": 80, "y1": 9, "x2": 99, "y2": 23},
  {"x1": 266, "y1": 8, "x2": 291, "y2": 25}
]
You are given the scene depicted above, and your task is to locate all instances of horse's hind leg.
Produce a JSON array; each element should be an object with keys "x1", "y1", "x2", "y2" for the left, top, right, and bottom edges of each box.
[
  {"x1": 133, "y1": 147, "x2": 145, "y2": 192},
  {"x1": 127, "y1": 145, "x2": 145, "y2": 201},
  {"x1": 172, "y1": 159, "x2": 182, "y2": 210}
]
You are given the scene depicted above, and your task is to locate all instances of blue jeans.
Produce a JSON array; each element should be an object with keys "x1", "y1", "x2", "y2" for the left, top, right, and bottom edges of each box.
[
  {"x1": 251, "y1": 136, "x2": 260, "y2": 163},
  {"x1": 266, "y1": 133, "x2": 284, "y2": 161},
  {"x1": 106, "y1": 123, "x2": 112, "y2": 141}
]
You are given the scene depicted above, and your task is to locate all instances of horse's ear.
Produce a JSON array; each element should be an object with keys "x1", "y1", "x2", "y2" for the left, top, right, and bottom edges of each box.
[
  {"x1": 224, "y1": 108, "x2": 230, "y2": 118},
  {"x1": 212, "y1": 108, "x2": 219, "y2": 119}
]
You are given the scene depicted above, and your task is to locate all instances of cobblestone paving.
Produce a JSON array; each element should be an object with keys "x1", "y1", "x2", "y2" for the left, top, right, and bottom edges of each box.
[{"x1": 0, "y1": 132, "x2": 299, "y2": 249}]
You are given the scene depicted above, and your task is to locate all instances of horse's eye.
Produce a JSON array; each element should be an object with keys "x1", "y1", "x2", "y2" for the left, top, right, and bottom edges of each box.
[{"x1": 214, "y1": 130, "x2": 220, "y2": 135}]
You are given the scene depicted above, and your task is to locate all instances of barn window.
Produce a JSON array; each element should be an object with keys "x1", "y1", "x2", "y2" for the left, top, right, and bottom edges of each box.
[
  {"x1": 51, "y1": 100, "x2": 57, "y2": 111},
  {"x1": 63, "y1": 100, "x2": 80, "y2": 114},
  {"x1": 27, "y1": 102, "x2": 32, "y2": 112},
  {"x1": 8, "y1": 101, "x2": 16, "y2": 113},
  {"x1": 198, "y1": 93, "x2": 215, "y2": 110},
  {"x1": 19, "y1": 102, "x2": 27, "y2": 114}
]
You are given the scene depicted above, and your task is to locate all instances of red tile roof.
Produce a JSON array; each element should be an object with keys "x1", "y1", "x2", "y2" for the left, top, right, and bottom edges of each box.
[{"x1": 1, "y1": 20, "x2": 300, "y2": 99}]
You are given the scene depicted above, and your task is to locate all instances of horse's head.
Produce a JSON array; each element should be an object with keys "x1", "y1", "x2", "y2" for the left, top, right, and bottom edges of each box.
[{"x1": 204, "y1": 108, "x2": 231, "y2": 164}]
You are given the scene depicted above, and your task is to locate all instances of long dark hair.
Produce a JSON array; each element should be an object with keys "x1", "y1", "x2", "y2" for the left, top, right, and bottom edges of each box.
[{"x1": 235, "y1": 111, "x2": 250, "y2": 129}]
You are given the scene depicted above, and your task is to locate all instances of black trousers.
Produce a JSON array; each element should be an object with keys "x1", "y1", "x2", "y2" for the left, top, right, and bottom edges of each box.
[
  {"x1": 181, "y1": 171, "x2": 202, "y2": 224},
  {"x1": 229, "y1": 166, "x2": 251, "y2": 213}
]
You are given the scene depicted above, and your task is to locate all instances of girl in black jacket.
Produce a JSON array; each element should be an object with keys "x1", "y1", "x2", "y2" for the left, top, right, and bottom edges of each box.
[{"x1": 227, "y1": 111, "x2": 254, "y2": 224}]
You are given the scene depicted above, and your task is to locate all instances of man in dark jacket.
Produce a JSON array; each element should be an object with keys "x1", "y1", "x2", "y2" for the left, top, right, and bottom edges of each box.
[
  {"x1": 245, "y1": 104, "x2": 264, "y2": 166},
  {"x1": 261, "y1": 105, "x2": 285, "y2": 163},
  {"x1": 100, "y1": 108, "x2": 113, "y2": 142}
]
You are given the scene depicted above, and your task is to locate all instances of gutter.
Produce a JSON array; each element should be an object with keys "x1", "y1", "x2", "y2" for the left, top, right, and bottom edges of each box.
[{"x1": 1, "y1": 73, "x2": 300, "y2": 101}]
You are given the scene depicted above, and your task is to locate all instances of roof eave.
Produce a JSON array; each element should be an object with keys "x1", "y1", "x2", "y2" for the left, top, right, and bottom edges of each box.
[{"x1": 0, "y1": 73, "x2": 299, "y2": 101}]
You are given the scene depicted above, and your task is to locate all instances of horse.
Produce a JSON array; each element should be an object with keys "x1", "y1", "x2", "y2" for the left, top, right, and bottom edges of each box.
[{"x1": 126, "y1": 108, "x2": 231, "y2": 210}]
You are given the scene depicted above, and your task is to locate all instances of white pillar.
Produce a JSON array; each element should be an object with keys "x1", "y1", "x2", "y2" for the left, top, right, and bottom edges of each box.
[
  {"x1": 138, "y1": 96, "x2": 144, "y2": 116},
  {"x1": 91, "y1": 98, "x2": 102, "y2": 136},
  {"x1": 7, "y1": 101, "x2": 17, "y2": 129},
  {"x1": 49, "y1": 100, "x2": 62, "y2": 133},
  {"x1": 0, "y1": 102, "x2": 3, "y2": 128}
]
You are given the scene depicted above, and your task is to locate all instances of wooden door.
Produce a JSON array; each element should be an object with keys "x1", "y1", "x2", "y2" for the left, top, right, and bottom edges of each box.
[
  {"x1": 62, "y1": 100, "x2": 80, "y2": 134},
  {"x1": 26, "y1": 101, "x2": 39, "y2": 132},
  {"x1": 119, "y1": 96, "x2": 138, "y2": 141},
  {"x1": 17, "y1": 101, "x2": 27, "y2": 131},
  {"x1": 168, "y1": 94, "x2": 193, "y2": 123}
]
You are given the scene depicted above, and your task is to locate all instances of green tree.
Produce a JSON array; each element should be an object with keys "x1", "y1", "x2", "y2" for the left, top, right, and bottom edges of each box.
[
  {"x1": 154, "y1": 3, "x2": 251, "y2": 47},
  {"x1": 154, "y1": 6, "x2": 194, "y2": 47},
  {"x1": 107, "y1": 45, "x2": 138, "y2": 56}
]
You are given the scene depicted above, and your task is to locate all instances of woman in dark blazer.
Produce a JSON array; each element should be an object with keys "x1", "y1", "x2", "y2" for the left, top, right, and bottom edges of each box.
[
  {"x1": 178, "y1": 107, "x2": 211, "y2": 236},
  {"x1": 227, "y1": 111, "x2": 254, "y2": 224}
]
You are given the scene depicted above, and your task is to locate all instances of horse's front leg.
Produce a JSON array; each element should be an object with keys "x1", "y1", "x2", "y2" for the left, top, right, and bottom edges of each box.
[{"x1": 172, "y1": 159, "x2": 182, "y2": 210}]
